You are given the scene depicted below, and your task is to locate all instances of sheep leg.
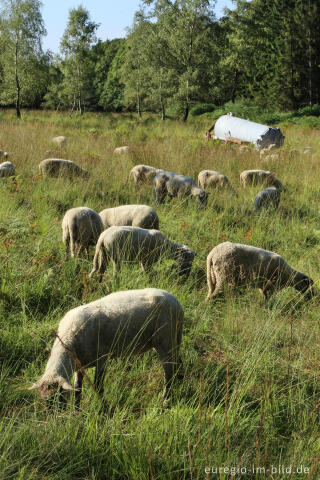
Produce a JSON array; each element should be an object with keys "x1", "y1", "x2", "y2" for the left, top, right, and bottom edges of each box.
[
  {"x1": 74, "y1": 370, "x2": 83, "y2": 408},
  {"x1": 70, "y1": 236, "x2": 76, "y2": 258},
  {"x1": 176, "y1": 355, "x2": 184, "y2": 379},
  {"x1": 94, "y1": 360, "x2": 107, "y2": 395},
  {"x1": 64, "y1": 237, "x2": 70, "y2": 260},
  {"x1": 155, "y1": 345, "x2": 179, "y2": 398},
  {"x1": 90, "y1": 245, "x2": 108, "y2": 280}
]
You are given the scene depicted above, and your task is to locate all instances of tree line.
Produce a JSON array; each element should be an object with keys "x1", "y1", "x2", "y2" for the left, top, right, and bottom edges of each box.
[{"x1": 0, "y1": 0, "x2": 319, "y2": 119}]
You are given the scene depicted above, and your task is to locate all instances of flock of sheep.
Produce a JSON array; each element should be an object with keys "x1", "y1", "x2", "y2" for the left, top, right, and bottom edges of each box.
[{"x1": 2, "y1": 136, "x2": 315, "y2": 406}]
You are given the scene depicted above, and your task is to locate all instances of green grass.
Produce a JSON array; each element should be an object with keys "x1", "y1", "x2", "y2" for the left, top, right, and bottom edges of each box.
[{"x1": 0, "y1": 110, "x2": 320, "y2": 479}]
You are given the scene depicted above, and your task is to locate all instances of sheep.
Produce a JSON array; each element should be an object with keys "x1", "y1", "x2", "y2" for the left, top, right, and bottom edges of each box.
[
  {"x1": 129, "y1": 164, "x2": 164, "y2": 184},
  {"x1": 114, "y1": 146, "x2": 131, "y2": 155},
  {"x1": 89, "y1": 226, "x2": 196, "y2": 279},
  {"x1": 29, "y1": 288, "x2": 184, "y2": 405},
  {"x1": 206, "y1": 242, "x2": 314, "y2": 301},
  {"x1": 0, "y1": 161, "x2": 15, "y2": 177},
  {"x1": 263, "y1": 154, "x2": 280, "y2": 162},
  {"x1": 198, "y1": 170, "x2": 233, "y2": 191},
  {"x1": 239, "y1": 145, "x2": 249, "y2": 152},
  {"x1": 51, "y1": 136, "x2": 67, "y2": 147},
  {"x1": 240, "y1": 170, "x2": 282, "y2": 190},
  {"x1": 304, "y1": 147, "x2": 314, "y2": 154},
  {"x1": 254, "y1": 187, "x2": 280, "y2": 211},
  {"x1": 0, "y1": 150, "x2": 9, "y2": 159},
  {"x1": 62, "y1": 207, "x2": 104, "y2": 258},
  {"x1": 39, "y1": 159, "x2": 89, "y2": 178},
  {"x1": 99, "y1": 205, "x2": 159, "y2": 230},
  {"x1": 153, "y1": 171, "x2": 209, "y2": 206},
  {"x1": 289, "y1": 149, "x2": 300, "y2": 159}
]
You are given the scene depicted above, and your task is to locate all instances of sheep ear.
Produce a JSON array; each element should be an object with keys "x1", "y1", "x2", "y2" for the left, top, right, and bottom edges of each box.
[{"x1": 59, "y1": 379, "x2": 74, "y2": 391}]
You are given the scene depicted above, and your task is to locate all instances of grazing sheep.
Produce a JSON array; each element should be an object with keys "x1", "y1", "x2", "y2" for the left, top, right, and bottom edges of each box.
[
  {"x1": 240, "y1": 170, "x2": 282, "y2": 190},
  {"x1": 0, "y1": 161, "x2": 15, "y2": 177},
  {"x1": 254, "y1": 188, "x2": 280, "y2": 211},
  {"x1": 289, "y1": 149, "x2": 300, "y2": 159},
  {"x1": 263, "y1": 154, "x2": 280, "y2": 162},
  {"x1": 239, "y1": 145, "x2": 249, "y2": 152},
  {"x1": 0, "y1": 150, "x2": 9, "y2": 159},
  {"x1": 304, "y1": 147, "x2": 314, "y2": 154},
  {"x1": 39, "y1": 159, "x2": 89, "y2": 178},
  {"x1": 62, "y1": 207, "x2": 104, "y2": 258},
  {"x1": 206, "y1": 242, "x2": 314, "y2": 301},
  {"x1": 153, "y1": 171, "x2": 209, "y2": 206},
  {"x1": 51, "y1": 136, "x2": 67, "y2": 147},
  {"x1": 198, "y1": 170, "x2": 232, "y2": 191},
  {"x1": 114, "y1": 146, "x2": 131, "y2": 155},
  {"x1": 89, "y1": 226, "x2": 196, "y2": 278},
  {"x1": 129, "y1": 164, "x2": 164, "y2": 184},
  {"x1": 100, "y1": 205, "x2": 159, "y2": 230},
  {"x1": 29, "y1": 288, "x2": 184, "y2": 404}
]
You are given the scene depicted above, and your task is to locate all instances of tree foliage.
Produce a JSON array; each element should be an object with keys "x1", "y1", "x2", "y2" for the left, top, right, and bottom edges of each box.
[
  {"x1": 1, "y1": 0, "x2": 320, "y2": 116},
  {"x1": 0, "y1": 0, "x2": 47, "y2": 116}
]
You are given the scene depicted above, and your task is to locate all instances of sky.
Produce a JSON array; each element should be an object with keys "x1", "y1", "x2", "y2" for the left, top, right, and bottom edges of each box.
[{"x1": 42, "y1": 0, "x2": 234, "y2": 53}]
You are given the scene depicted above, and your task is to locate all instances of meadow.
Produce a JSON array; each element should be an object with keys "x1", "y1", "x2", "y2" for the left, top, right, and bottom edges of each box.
[{"x1": 0, "y1": 110, "x2": 320, "y2": 479}]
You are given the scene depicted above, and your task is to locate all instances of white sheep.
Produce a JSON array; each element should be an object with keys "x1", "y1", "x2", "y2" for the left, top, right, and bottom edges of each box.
[
  {"x1": 99, "y1": 205, "x2": 159, "y2": 230},
  {"x1": 206, "y1": 242, "x2": 314, "y2": 301},
  {"x1": 114, "y1": 146, "x2": 131, "y2": 155},
  {"x1": 89, "y1": 226, "x2": 196, "y2": 278},
  {"x1": 29, "y1": 288, "x2": 184, "y2": 405},
  {"x1": 0, "y1": 150, "x2": 9, "y2": 159},
  {"x1": 39, "y1": 159, "x2": 89, "y2": 178},
  {"x1": 62, "y1": 207, "x2": 104, "y2": 258},
  {"x1": 0, "y1": 161, "x2": 15, "y2": 177},
  {"x1": 263, "y1": 154, "x2": 280, "y2": 162},
  {"x1": 304, "y1": 147, "x2": 314, "y2": 154},
  {"x1": 153, "y1": 171, "x2": 209, "y2": 205},
  {"x1": 51, "y1": 136, "x2": 67, "y2": 147},
  {"x1": 129, "y1": 164, "x2": 164, "y2": 184},
  {"x1": 289, "y1": 149, "x2": 300, "y2": 159},
  {"x1": 198, "y1": 170, "x2": 233, "y2": 191},
  {"x1": 240, "y1": 169, "x2": 282, "y2": 190}
]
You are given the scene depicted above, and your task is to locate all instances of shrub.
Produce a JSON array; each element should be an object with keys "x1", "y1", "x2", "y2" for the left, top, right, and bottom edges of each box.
[{"x1": 190, "y1": 103, "x2": 216, "y2": 116}]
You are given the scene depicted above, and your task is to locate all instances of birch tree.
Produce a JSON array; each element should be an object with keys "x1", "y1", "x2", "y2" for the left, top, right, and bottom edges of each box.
[
  {"x1": 60, "y1": 6, "x2": 98, "y2": 115},
  {"x1": 0, "y1": 0, "x2": 46, "y2": 117}
]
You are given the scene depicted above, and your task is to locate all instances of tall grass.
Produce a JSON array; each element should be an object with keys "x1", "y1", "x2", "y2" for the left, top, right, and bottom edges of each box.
[{"x1": 0, "y1": 110, "x2": 320, "y2": 479}]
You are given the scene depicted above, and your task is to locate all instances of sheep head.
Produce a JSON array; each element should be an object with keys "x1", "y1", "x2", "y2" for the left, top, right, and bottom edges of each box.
[
  {"x1": 29, "y1": 375, "x2": 73, "y2": 400},
  {"x1": 174, "y1": 245, "x2": 197, "y2": 277}
]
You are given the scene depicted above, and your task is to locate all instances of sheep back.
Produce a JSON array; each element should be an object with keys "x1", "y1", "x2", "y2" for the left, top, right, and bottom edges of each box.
[
  {"x1": 207, "y1": 242, "x2": 294, "y2": 294},
  {"x1": 99, "y1": 204, "x2": 159, "y2": 230},
  {"x1": 62, "y1": 207, "x2": 103, "y2": 255},
  {"x1": 39, "y1": 158, "x2": 89, "y2": 178},
  {"x1": 254, "y1": 188, "x2": 280, "y2": 211}
]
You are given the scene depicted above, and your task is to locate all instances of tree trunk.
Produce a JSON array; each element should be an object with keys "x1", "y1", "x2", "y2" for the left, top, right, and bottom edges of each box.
[
  {"x1": 14, "y1": 40, "x2": 21, "y2": 119},
  {"x1": 308, "y1": 0, "x2": 312, "y2": 106},
  {"x1": 77, "y1": 65, "x2": 83, "y2": 115},
  {"x1": 160, "y1": 95, "x2": 166, "y2": 121},
  {"x1": 182, "y1": 102, "x2": 189, "y2": 122},
  {"x1": 231, "y1": 69, "x2": 239, "y2": 104},
  {"x1": 137, "y1": 94, "x2": 142, "y2": 118}
]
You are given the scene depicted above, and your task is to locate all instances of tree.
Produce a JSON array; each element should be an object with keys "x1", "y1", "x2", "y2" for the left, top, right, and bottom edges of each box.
[
  {"x1": 121, "y1": 11, "x2": 150, "y2": 117},
  {"x1": 98, "y1": 40, "x2": 126, "y2": 112},
  {"x1": 60, "y1": 6, "x2": 99, "y2": 114},
  {"x1": 94, "y1": 38, "x2": 125, "y2": 111},
  {"x1": 0, "y1": 0, "x2": 46, "y2": 117},
  {"x1": 143, "y1": 0, "x2": 217, "y2": 121}
]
